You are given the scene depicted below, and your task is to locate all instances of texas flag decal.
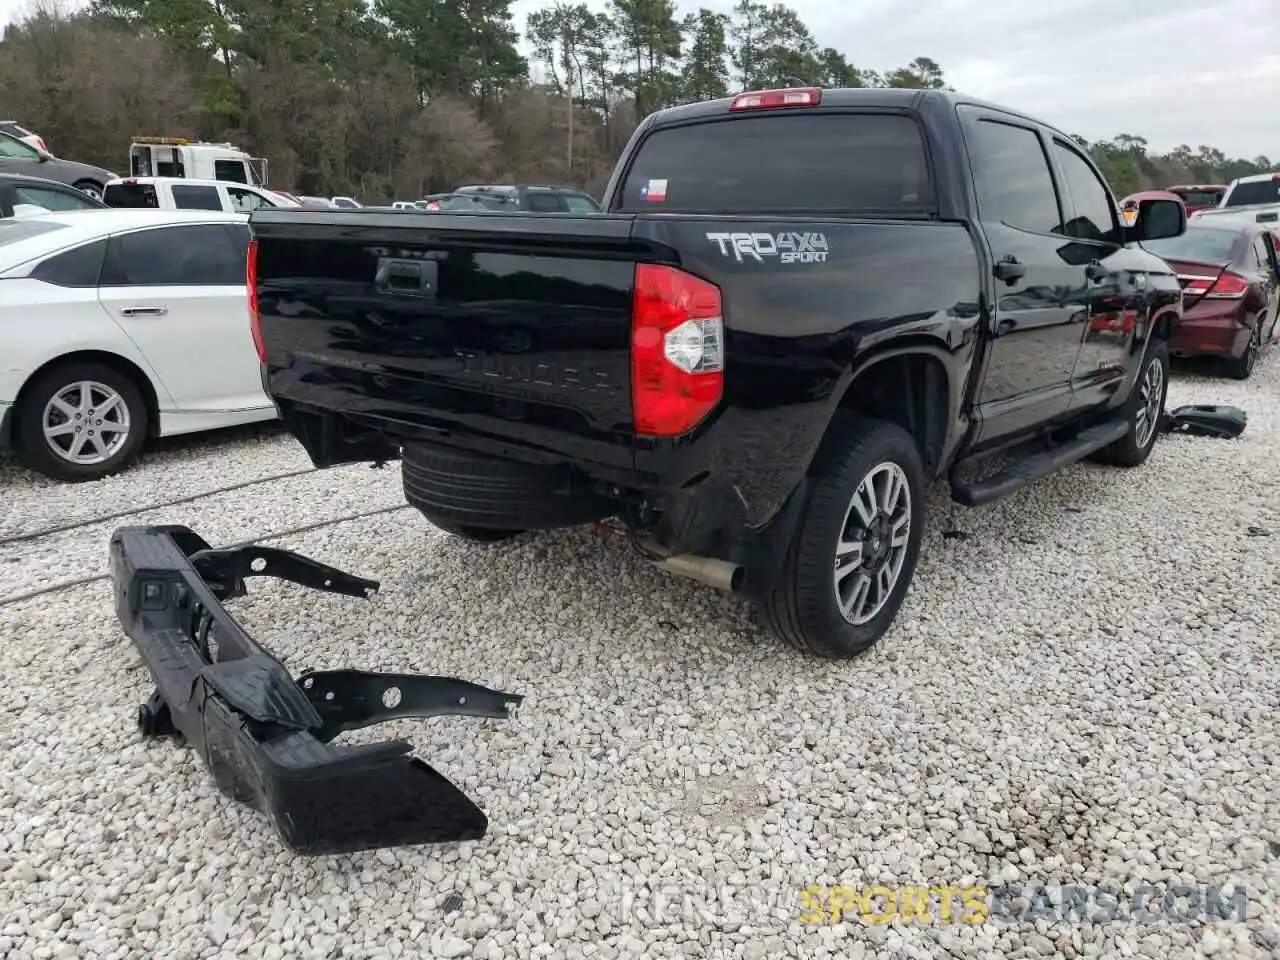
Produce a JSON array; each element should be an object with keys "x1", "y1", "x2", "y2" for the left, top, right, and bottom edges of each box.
[{"x1": 640, "y1": 178, "x2": 668, "y2": 202}]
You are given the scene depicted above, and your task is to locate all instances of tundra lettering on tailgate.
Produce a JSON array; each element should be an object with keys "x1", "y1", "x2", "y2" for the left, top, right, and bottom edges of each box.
[
  {"x1": 455, "y1": 349, "x2": 617, "y2": 394},
  {"x1": 706, "y1": 231, "x2": 830, "y2": 265}
]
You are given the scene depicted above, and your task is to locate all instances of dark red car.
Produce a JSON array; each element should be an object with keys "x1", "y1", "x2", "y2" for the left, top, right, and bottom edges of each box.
[
  {"x1": 1167, "y1": 184, "x2": 1228, "y2": 216},
  {"x1": 1143, "y1": 217, "x2": 1280, "y2": 378}
]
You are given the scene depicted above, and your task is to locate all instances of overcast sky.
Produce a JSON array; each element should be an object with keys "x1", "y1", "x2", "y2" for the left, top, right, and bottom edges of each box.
[{"x1": 5, "y1": 0, "x2": 1278, "y2": 159}]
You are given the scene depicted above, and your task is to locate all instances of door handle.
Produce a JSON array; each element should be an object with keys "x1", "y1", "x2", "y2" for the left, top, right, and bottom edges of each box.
[
  {"x1": 1085, "y1": 261, "x2": 1108, "y2": 283},
  {"x1": 118, "y1": 305, "x2": 168, "y2": 316},
  {"x1": 992, "y1": 255, "x2": 1026, "y2": 285}
]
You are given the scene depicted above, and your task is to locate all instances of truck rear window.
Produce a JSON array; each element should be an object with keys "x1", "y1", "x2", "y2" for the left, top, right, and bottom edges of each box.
[
  {"x1": 618, "y1": 113, "x2": 934, "y2": 215},
  {"x1": 1172, "y1": 189, "x2": 1224, "y2": 207},
  {"x1": 1222, "y1": 180, "x2": 1280, "y2": 208},
  {"x1": 103, "y1": 183, "x2": 159, "y2": 209}
]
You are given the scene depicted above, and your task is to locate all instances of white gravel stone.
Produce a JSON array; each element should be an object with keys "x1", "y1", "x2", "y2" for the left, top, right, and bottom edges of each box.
[{"x1": 0, "y1": 351, "x2": 1278, "y2": 959}]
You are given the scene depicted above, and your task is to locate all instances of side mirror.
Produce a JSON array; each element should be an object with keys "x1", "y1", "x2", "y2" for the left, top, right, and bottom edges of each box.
[
  {"x1": 36, "y1": 149, "x2": 53, "y2": 162},
  {"x1": 1126, "y1": 198, "x2": 1186, "y2": 242}
]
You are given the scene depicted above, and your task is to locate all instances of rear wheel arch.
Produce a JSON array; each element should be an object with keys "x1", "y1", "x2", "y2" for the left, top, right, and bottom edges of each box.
[
  {"x1": 15, "y1": 350, "x2": 161, "y2": 441},
  {"x1": 1150, "y1": 306, "x2": 1178, "y2": 341},
  {"x1": 73, "y1": 178, "x2": 105, "y2": 200},
  {"x1": 808, "y1": 346, "x2": 954, "y2": 484}
]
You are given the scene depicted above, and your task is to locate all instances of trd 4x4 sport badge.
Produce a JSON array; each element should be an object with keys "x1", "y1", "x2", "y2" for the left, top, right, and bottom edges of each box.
[{"x1": 706, "y1": 231, "x2": 830, "y2": 264}]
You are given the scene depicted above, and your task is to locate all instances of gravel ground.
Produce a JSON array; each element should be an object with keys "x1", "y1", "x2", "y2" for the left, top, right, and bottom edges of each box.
[{"x1": 1, "y1": 351, "x2": 1278, "y2": 960}]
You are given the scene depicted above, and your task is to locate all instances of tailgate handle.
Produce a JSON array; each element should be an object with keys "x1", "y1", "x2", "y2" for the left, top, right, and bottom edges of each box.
[{"x1": 375, "y1": 257, "x2": 437, "y2": 298}]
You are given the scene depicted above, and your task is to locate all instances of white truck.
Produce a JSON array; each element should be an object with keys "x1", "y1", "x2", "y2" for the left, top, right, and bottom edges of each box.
[
  {"x1": 101, "y1": 177, "x2": 299, "y2": 213},
  {"x1": 128, "y1": 137, "x2": 268, "y2": 187},
  {"x1": 1193, "y1": 171, "x2": 1280, "y2": 226}
]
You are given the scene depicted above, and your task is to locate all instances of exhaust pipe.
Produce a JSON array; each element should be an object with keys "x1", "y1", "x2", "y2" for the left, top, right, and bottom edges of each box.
[{"x1": 654, "y1": 553, "x2": 744, "y2": 593}]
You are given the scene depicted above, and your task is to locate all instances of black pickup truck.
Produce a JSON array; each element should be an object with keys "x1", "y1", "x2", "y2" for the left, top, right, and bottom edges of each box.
[{"x1": 247, "y1": 87, "x2": 1186, "y2": 659}]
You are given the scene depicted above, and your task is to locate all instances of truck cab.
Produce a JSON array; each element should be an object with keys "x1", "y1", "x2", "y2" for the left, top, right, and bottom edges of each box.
[{"x1": 128, "y1": 137, "x2": 268, "y2": 188}]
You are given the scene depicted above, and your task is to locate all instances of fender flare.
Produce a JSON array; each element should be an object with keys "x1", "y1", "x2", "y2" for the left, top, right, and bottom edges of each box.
[{"x1": 811, "y1": 338, "x2": 962, "y2": 479}]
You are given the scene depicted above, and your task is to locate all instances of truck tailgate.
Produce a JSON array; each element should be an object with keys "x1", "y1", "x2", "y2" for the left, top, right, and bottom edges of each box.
[{"x1": 250, "y1": 210, "x2": 656, "y2": 471}]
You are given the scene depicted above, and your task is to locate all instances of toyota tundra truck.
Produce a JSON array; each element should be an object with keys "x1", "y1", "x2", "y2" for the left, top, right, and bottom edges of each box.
[{"x1": 246, "y1": 87, "x2": 1186, "y2": 659}]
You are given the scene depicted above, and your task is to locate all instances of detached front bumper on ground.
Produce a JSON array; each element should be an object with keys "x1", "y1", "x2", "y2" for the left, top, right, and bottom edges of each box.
[{"x1": 109, "y1": 523, "x2": 523, "y2": 855}]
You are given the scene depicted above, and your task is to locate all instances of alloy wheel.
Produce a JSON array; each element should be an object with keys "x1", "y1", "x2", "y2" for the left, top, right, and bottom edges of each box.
[
  {"x1": 1133, "y1": 357, "x2": 1164, "y2": 450},
  {"x1": 832, "y1": 461, "x2": 912, "y2": 625},
  {"x1": 42, "y1": 380, "x2": 131, "y2": 465}
]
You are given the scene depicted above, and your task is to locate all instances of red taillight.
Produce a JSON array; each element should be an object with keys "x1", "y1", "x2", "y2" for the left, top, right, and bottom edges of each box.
[
  {"x1": 426, "y1": 201, "x2": 440, "y2": 209},
  {"x1": 728, "y1": 87, "x2": 822, "y2": 112},
  {"x1": 1182, "y1": 271, "x2": 1249, "y2": 300},
  {"x1": 35, "y1": 137, "x2": 48, "y2": 152},
  {"x1": 1205, "y1": 271, "x2": 1249, "y2": 299},
  {"x1": 247, "y1": 238, "x2": 266, "y2": 362},
  {"x1": 631, "y1": 264, "x2": 724, "y2": 437}
]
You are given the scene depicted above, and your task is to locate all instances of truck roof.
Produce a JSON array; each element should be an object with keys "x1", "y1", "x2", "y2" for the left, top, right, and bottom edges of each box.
[
  {"x1": 131, "y1": 137, "x2": 246, "y2": 151},
  {"x1": 105, "y1": 175, "x2": 271, "y2": 190},
  {"x1": 643, "y1": 87, "x2": 1073, "y2": 140},
  {"x1": 1227, "y1": 171, "x2": 1280, "y2": 185}
]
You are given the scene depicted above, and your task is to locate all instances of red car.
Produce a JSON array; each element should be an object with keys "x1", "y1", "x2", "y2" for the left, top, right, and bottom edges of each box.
[
  {"x1": 1166, "y1": 184, "x2": 1228, "y2": 216},
  {"x1": 1142, "y1": 218, "x2": 1280, "y2": 378}
]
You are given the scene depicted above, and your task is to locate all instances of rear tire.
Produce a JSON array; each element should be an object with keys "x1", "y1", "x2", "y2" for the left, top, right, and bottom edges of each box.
[
  {"x1": 15, "y1": 361, "x2": 148, "y2": 482},
  {"x1": 1093, "y1": 336, "x2": 1168, "y2": 467},
  {"x1": 761, "y1": 417, "x2": 926, "y2": 659},
  {"x1": 73, "y1": 179, "x2": 104, "y2": 202},
  {"x1": 1223, "y1": 322, "x2": 1261, "y2": 380}
]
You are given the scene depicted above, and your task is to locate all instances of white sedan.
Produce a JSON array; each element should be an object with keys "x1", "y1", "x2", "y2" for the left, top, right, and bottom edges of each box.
[{"x1": 0, "y1": 209, "x2": 276, "y2": 481}]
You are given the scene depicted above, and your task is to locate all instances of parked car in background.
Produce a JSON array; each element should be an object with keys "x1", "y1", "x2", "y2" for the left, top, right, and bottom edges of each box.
[
  {"x1": 102, "y1": 177, "x2": 299, "y2": 214},
  {"x1": 1142, "y1": 218, "x2": 1280, "y2": 378},
  {"x1": 0, "y1": 130, "x2": 118, "y2": 201},
  {"x1": 331, "y1": 196, "x2": 361, "y2": 208},
  {"x1": 0, "y1": 173, "x2": 108, "y2": 218},
  {"x1": 1219, "y1": 172, "x2": 1280, "y2": 210},
  {"x1": 296, "y1": 196, "x2": 334, "y2": 208},
  {"x1": 0, "y1": 121, "x2": 48, "y2": 153},
  {"x1": 0, "y1": 209, "x2": 276, "y2": 481},
  {"x1": 1166, "y1": 184, "x2": 1227, "y2": 216},
  {"x1": 451, "y1": 184, "x2": 602, "y2": 213},
  {"x1": 1193, "y1": 173, "x2": 1280, "y2": 226}
]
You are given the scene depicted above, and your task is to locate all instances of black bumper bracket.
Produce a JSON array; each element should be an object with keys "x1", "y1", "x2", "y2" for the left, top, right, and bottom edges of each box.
[{"x1": 110, "y1": 523, "x2": 523, "y2": 856}]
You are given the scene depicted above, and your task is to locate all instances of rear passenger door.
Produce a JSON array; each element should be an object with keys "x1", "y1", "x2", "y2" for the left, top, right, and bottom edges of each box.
[
  {"x1": 957, "y1": 107, "x2": 1088, "y2": 445},
  {"x1": 96, "y1": 222, "x2": 266, "y2": 413},
  {"x1": 1047, "y1": 137, "x2": 1140, "y2": 412}
]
